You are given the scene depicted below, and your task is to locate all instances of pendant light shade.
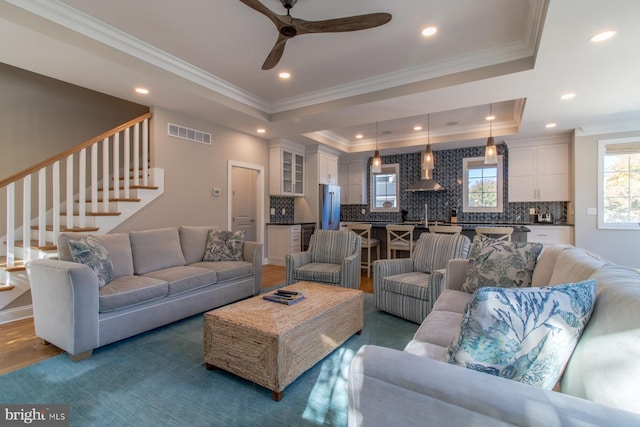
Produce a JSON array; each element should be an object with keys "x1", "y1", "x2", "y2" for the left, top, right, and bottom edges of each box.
[
  {"x1": 484, "y1": 104, "x2": 498, "y2": 164},
  {"x1": 372, "y1": 122, "x2": 382, "y2": 173},
  {"x1": 422, "y1": 114, "x2": 435, "y2": 170}
]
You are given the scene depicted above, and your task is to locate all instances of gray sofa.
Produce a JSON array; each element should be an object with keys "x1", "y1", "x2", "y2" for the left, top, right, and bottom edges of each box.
[
  {"x1": 26, "y1": 226, "x2": 262, "y2": 360},
  {"x1": 349, "y1": 245, "x2": 640, "y2": 426}
]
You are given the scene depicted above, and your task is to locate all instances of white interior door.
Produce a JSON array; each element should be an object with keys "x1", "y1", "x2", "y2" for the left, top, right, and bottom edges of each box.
[{"x1": 232, "y1": 166, "x2": 257, "y2": 242}]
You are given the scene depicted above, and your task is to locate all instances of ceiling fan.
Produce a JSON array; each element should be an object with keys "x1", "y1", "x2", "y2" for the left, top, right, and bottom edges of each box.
[{"x1": 239, "y1": 0, "x2": 392, "y2": 70}]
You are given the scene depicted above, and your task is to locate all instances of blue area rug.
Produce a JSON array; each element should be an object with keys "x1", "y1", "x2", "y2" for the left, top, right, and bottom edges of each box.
[{"x1": 0, "y1": 293, "x2": 417, "y2": 427}]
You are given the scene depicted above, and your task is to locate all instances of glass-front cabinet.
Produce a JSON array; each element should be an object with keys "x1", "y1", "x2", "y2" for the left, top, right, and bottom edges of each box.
[{"x1": 270, "y1": 140, "x2": 305, "y2": 197}]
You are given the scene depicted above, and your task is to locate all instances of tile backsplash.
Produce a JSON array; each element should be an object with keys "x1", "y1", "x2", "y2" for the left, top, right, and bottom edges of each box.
[{"x1": 270, "y1": 143, "x2": 568, "y2": 225}]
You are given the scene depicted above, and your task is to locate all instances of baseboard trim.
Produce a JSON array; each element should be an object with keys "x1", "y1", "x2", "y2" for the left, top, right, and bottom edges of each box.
[{"x1": 0, "y1": 305, "x2": 33, "y2": 324}]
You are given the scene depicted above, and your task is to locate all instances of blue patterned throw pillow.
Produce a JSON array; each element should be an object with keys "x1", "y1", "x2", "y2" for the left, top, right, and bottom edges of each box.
[
  {"x1": 203, "y1": 230, "x2": 245, "y2": 262},
  {"x1": 461, "y1": 236, "x2": 543, "y2": 293},
  {"x1": 444, "y1": 280, "x2": 597, "y2": 389},
  {"x1": 68, "y1": 235, "x2": 114, "y2": 288}
]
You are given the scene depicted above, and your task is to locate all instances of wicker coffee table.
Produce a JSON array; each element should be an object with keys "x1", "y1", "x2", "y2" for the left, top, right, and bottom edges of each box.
[{"x1": 203, "y1": 282, "x2": 364, "y2": 401}]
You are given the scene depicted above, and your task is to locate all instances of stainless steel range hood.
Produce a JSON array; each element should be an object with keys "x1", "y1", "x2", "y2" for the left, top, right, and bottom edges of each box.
[{"x1": 405, "y1": 167, "x2": 444, "y2": 192}]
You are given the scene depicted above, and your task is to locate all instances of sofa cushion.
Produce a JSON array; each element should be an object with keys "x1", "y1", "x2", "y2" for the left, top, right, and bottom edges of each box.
[
  {"x1": 98, "y1": 275, "x2": 168, "y2": 312},
  {"x1": 294, "y1": 262, "x2": 341, "y2": 284},
  {"x1": 530, "y1": 244, "x2": 572, "y2": 287},
  {"x1": 130, "y1": 227, "x2": 186, "y2": 275},
  {"x1": 203, "y1": 230, "x2": 245, "y2": 262},
  {"x1": 444, "y1": 280, "x2": 597, "y2": 389},
  {"x1": 179, "y1": 225, "x2": 219, "y2": 264},
  {"x1": 432, "y1": 289, "x2": 472, "y2": 314},
  {"x1": 59, "y1": 232, "x2": 134, "y2": 278},
  {"x1": 143, "y1": 266, "x2": 218, "y2": 296},
  {"x1": 403, "y1": 340, "x2": 447, "y2": 360},
  {"x1": 561, "y1": 264, "x2": 640, "y2": 413},
  {"x1": 311, "y1": 230, "x2": 357, "y2": 265},
  {"x1": 413, "y1": 233, "x2": 470, "y2": 273},
  {"x1": 413, "y1": 310, "x2": 464, "y2": 348},
  {"x1": 461, "y1": 237, "x2": 543, "y2": 293},
  {"x1": 381, "y1": 272, "x2": 432, "y2": 300},
  {"x1": 68, "y1": 236, "x2": 114, "y2": 288},
  {"x1": 190, "y1": 261, "x2": 253, "y2": 283},
  {"x1": 547, "y1": 247, "x2": 608, "y2": 285}
]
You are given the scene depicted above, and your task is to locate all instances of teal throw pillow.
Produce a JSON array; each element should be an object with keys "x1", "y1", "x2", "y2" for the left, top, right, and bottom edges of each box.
[
  {"x1": 68, "y1": 235, "x2": 114, "y2": 288},
  {"x1": 461, "y1": 236, "x2": 543, "y2": 293},
  {"x1": 203, "y1": 230, "x2": 245, "y2": 262},
  {"x1": 443, "y1": 280, "x2": 597, "y2": 389}
]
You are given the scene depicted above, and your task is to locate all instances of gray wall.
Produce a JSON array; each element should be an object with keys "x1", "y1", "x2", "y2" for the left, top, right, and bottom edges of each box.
[
  {"x1": 110, "y1": 106, "x2": 269, "y2": 233},
  {"x1": 574, "y1": 130, "x2": 640, "y2": 268}
]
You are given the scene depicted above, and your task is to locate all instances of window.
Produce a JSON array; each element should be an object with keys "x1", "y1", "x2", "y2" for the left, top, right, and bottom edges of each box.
[
  {"x1": 370, "y1": 163, "x2": 399, "y2": 212},
  {"x1": 462, "y1": 156, "x2": 503, "y2": 213},
  {"x1": 598, "y1": 137, "x2": 640, "y2": 230}
]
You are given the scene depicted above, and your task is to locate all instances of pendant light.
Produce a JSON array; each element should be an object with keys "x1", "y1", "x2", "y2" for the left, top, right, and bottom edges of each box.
[
  {"x1": 422, "y1": 114, "x2": 435, "y2": 170},
  {"x1": 372, "y1": 122, "x2": 382, "y2": 173},
  {"x1": 484, "y1": 104, "x2": 498, "y2": 164}
]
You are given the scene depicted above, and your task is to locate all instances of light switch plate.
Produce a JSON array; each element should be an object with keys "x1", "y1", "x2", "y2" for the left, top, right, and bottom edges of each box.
[
  {"x1": 529, "y1": 207, "x2": 536, "y2": 215},
  {"x1": 270, "y1": 208, "x2": 275, "y2": 215}
]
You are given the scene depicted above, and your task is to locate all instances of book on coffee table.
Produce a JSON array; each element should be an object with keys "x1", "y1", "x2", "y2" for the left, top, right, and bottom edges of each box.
[{"x1": 263, "y1": 291, "x2": 305, "y2": 305}]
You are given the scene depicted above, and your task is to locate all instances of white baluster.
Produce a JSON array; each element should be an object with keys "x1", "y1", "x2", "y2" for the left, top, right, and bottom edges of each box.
[
  {"x1": 53, "y1": 161, "x2": 60, "y2": 246},
  {"x1": 6, "y1": 183, "x2": 15, "y2": 266},
  {"x1": 22, "y1": 175, "x2": 31, "y2": 262},
  {"x1": 133, "y1": 125, "x2": 140, "y2": 187},
  {"x1": 38, "y1": 168, "x2": 46, "y2": 247},
  {"x1": 102, "y1": 137, "x2": 109, "y2": 213},
  {"x1": 124, "y1": 129, "x2": 130, "y2": 199},
  {"x1": 113, "y1": 132, "x2": 120, "y2": 199},
  {"x1": 91, "y1": 144, "x2": 98, "y2": 214},
  {"x1": 79, "y1": 149, "x2": 86, "y2": 228},
  {"x1": 142, "y1": 119, "x2": 149, "y2": 186},
  {"x1": 66, "y1": 155, "x2": 74, "y2": 230}
]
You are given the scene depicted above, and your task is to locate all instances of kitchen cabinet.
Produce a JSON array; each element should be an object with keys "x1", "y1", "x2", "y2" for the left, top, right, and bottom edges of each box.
[
  {"x1": 267, "y1": 224, "x2": 301, "y2": 265},
  {"x1": 338, "y1": 159, "x2": 367, "y2": 204},
  {"x1": 270, "y1": 141, "x2": 304, "y2": 197},
  {"x1": 508, "y1": 142, "x2": 569, "y2": 202},
  {"x1": 318, "y1": 152, "x2": 338, "y2": 185},
  {"x1": 527, "y1": 225, "x2": 573, "y2": 246}
]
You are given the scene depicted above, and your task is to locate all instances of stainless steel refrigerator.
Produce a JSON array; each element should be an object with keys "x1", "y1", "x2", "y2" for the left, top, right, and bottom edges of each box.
[{"x1": 319, "y1": 184, "x2": 340, "y2": 230}]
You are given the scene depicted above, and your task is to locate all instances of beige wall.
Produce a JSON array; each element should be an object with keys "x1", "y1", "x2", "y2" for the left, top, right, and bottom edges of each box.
[
  {"x1": 574, "y1": 129, "x2": 640, "y2": 268},
  {"x1": 111, "y1": 106, "x2": 269, "y2": 234}
]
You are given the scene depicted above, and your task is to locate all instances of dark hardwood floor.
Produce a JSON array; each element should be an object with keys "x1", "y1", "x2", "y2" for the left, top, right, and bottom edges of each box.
[{"x1": 0, "y1": 265, "x2": 374, "y2": 375}]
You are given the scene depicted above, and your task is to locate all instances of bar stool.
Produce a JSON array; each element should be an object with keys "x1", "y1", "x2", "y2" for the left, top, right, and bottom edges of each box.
[
  {"x1": 347, "y1": 223, "x2": 380, "y2": 277},
  {"x1": 429, "y1": 225, "x2": 463, "y2": 235},
  {"x1": 475, "y1": 226, "x2": 514, "y2": 241},
  {"x1": 386, "y1": 224, "x2": 414, "y2": 258}
]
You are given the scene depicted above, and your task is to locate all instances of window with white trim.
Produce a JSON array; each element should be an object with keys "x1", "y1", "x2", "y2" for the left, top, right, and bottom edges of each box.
[
  {"x1": 462, "y1": 156, "x2": 504, "y2": 213},
  {"x1": 598, "y1": 137, "x2": 640, "y2": 230},
  {"x1": 370, "y1": 163, "x2": 399, "y2": 212}
]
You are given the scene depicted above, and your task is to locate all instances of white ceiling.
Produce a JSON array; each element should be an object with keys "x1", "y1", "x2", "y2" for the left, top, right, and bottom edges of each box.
[{"x1": 2, "y1": 0, "x2": 640, "y2": 155}]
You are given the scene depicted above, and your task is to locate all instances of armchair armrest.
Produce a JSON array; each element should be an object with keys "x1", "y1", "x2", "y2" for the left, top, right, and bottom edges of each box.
[
  {"x1": 26, "y1": 259, "x2": 99, "y2": 357},
  {"x1": 340, "y1": 252, "x2": 361, "y2": 289},
  {"x1": 242, "y1": 241, "x2": 263, "y2": 295},
  {"x1": 349, "y1": 345, "x2": 640, "y2": 427},
  {"x1": 285, "y1": 251, "x2": 312, "y2": 285},
  {"x1": 426, "y1": 269, "x2": 446, "y2": 312},
  {"x1": 445, "y1": 258, "x2": 469, "y2": 291}
]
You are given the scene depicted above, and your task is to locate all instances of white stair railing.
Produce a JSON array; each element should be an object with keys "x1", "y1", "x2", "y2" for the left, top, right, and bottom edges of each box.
[{"x1": 1, "y1": 113, "x2": 151, "y2": 269}]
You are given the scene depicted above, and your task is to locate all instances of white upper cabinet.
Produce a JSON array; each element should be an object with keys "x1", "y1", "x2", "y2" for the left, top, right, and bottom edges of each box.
[
  {"x1": 270, "y1": 140, "x2": 305, "y2": 197},
  {"x1": 338, "y1": 157, "x2": 367, "y2": 204},
  {"x1": 509, "y1": 142, "x2": 570, "y2": 202},
  {"x1": 318, "y1": 151, "x2": 338, "y2": 185}
]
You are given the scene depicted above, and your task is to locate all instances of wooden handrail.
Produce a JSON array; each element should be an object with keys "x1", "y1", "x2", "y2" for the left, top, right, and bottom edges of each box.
[{"x1": 0, "y1": 112, "x2": 152, "y2": 189}]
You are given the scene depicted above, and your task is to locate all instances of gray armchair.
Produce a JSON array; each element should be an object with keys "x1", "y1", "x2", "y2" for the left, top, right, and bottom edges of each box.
[
  {"x1": 285, "y1": 229, "x2": 361, "y2": 289},
  {"x1": 373, "y1": 232, "x2": 470, "y2": 323}
]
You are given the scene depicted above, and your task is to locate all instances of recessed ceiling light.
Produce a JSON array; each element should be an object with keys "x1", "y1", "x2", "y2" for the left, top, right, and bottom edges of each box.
[
  {"x1": 355, "y1": 134, "x2": 363, "y2": 139},
  {"x1": 414, "y1": 125, "x2": 422, "y2": 131},
  {"x1": 485, "y1": 115, "x2": 495, "y2": 121},
  {"x1": 446, "y1": 121, "x2": 458, "y2": 126},
  {"x1": 135, "y1": 87, "x2": 149, "y2": 94},
  {"x1": 545, "y1": 122, "x2": 557, "y2": 128},
  {"x1": 561, "y1": 92, "x2": 576, "y2": 100},
  {"x1": 421, "y1": 27, "x2": 437, "y2": 37},
  {"x1": 278, "y1": 72, "x2": 291, "y2": 79},
  {"x1": 257, "y1": 128, "x2": 266, "y2": 134},
  {"x1": 590, "y1": 30, "x2": 617, "y2": 43}
]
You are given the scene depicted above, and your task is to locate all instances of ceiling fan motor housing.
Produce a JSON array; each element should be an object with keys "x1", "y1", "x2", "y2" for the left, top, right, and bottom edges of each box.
[{"x1": 281, "y1": 0, "x2": 297, "y2": 9}]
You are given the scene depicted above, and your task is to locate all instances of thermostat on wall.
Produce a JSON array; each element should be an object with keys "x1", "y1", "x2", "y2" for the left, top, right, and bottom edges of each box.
[{"x1": 212, "y1": 188, "x2": 221, "y2": 197}]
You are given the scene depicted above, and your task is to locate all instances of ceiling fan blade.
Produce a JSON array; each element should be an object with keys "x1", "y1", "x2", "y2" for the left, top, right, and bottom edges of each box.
[
  {"x1": 294, "y1": 13, "x2": 392, "y2": 35},
  {"x1": 262, "y1": 34, "x2": 288, "y2": 70},
  {"x1": 238, "y1": 0, "x2": 281, "y2": 27}
]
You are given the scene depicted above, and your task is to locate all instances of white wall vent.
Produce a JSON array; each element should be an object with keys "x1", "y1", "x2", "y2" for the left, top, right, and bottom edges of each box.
[{"x1": 168, "y1": 123, "x2": 212, "y2": 145}]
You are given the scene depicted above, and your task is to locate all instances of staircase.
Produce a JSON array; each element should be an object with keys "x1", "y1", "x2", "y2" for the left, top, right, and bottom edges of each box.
[{"x1": 0, "y1": 113, "x2": 164, "y2": 323}]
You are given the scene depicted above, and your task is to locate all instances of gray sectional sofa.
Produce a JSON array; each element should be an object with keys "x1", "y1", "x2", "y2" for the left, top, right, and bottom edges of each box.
[
  {"x1": 349, "y1": 245, "x2": 640, "y2": 426},
  {"x1": 26, "y1": 226, "x2": 262, "y2": 360}
]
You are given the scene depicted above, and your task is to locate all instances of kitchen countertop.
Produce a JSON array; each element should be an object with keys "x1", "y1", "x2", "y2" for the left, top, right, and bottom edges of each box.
[
  {"x1": 267, "y1": 222, "x2": 316, "y2": 226},
  {"x1": 345, "y1": 221, "x2": 571, "y2": 232}
]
